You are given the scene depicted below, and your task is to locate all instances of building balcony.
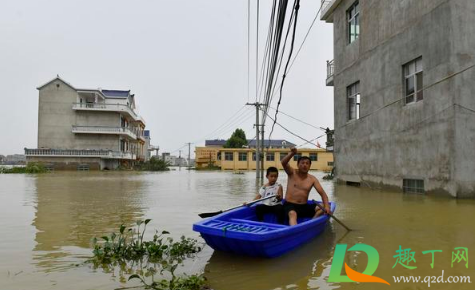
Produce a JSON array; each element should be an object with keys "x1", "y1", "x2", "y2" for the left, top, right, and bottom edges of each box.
[
  {"x1": 137, "y1": 134, "x2": 146, "y2": 142},
  {"x1": 24, "y1": 148, "x2": 136, "y2": 160},
  {"x1": 326, "y1": 59, "x2": 334, "y2": 86},
  {"x1": 72, "y1": 103, "x2": 144, "y2": 123},
  {"x1": 72, "y1": 126, "x2": 137, "y2": 140}
]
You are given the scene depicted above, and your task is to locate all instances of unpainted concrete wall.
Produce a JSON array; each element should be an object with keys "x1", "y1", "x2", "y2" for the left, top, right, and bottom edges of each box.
[
  {"x1": 330, "y1": 0, "x2": 475, "y2": 197},
  {"x1": 38, "y1": 80, "x2": 78, "y2": 149}
]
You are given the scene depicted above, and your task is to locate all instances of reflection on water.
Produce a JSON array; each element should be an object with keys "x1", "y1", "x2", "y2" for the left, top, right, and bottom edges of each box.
[
  {"x1": 32, "y1": 172, "x2": 147, "y2": 272},
  {"x1": 33, "y1": 172, "x2": 146, "y2": 251},
  {"x1": 0, "y1": 170, "x2": 474, "y2": 290},
  {"x1": 205, "y1": 225, "x2": 338, "y2": 290}
]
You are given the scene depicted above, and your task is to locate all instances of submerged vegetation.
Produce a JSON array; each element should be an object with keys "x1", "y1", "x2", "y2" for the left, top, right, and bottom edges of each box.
[
  {"x1": 0, "y1": 163, "x2": 48, "y2": 174},
  {"x1": 136, "y1": 157, "x2": 170, "y2": 171},
  {"x1": 89, "y1": 219, "x2": 207, "y2": 290}
]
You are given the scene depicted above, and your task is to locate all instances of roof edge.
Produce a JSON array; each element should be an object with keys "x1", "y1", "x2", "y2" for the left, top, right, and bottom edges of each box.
[
  {"x1": 37, "y1": 76, "x2": 76, "y2": 91},
  {"x1": 320, "y1": 0, "x2": 343, "y2": 23}
]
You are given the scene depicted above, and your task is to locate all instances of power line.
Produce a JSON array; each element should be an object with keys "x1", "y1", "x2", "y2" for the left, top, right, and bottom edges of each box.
[
  {"x1": 266, "y1": 1, "x2": 326, "y2": 109},
  {"x1": 255, "y1": 0, "x2": 260, "y2": 102},
  {"x1": 264, "y1": 110, "x2": 323, "y2": 148},
  {"x1": 197, "y1": 105, "x2": 247, "y2": 140},
  {"x1": 209, "y1": 109, "x2": 255, "y2": 139},
  {"x1": 287, "y1": 0, "x2": 323, "y2": 73},
  {"x1": 268, "y1": 0, "x2": 301, "y2": 141},
  {"x1": 247, "y1": 0, "x2": 250, "y2": 102},
  {"x1": 262, "y1": 0, "x2": 294, "y2": 115},
  {"x1": 257, "y1": 0, "x2": 278, "y2": 104},
  {"x1": 196, "y1": 108, "x2": 254, "y2": 143},
  {"x1": 264, "y1": 1, "x2": 298, "y2": 120},
  {"x1": 266, "y1": 106, "x2": 327, "y2": 131}
]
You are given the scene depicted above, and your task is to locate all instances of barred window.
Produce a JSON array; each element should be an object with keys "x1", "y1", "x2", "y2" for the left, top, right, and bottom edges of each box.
[{"x1": 403, "y1": 179, "x2": 424, "y2": 194}]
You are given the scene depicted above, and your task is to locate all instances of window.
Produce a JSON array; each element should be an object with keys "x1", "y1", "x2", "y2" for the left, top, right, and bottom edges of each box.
[
  {"x1": 252, "y1": 153, "x2": 256, "y2": 161},
  {"x1": 347, "y1": 82, "x2": 360, "y2": 121},
  {"x1": 224, "y1": 152, "x2": 233, "y2": 161},
  {"x1": 77, "y1": 164, "x2": 90, "y2": 171},
  {"x1": 348, "y1": 1, "x2": 360, "y2": 43},
  {"x1": 403, "y1": 179, "x2": 424, "y2": 194},
  {"x1": 403, "y1": 57, "x2": 423, "y2": 104},
  {"x1": 238, "y1": 152, "x2": 247, "y2": 161},
  {"x1": 280, "y1": 153, "x2": 287, "y2": 160},
  {"x1": 293, "y1": 154, "x2": 302, "y2": 161},
  {"x1": 266, "y1": 153, "x2": 275, "y2": 161},
  {"x1": 217, "y1": 152, "x2": 221, "y2": 160},
  {"x1": 309, "y1": 153, "x2": 318, "y2": 161},
  {"x1": 328, "y1": 162, "x2": 334, "y2": 166}
]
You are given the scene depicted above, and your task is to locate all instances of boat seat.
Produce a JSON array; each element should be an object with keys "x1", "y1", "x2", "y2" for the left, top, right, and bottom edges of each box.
[{"x1": 229, "y1": 218, "x2": 287, "y2": 228}]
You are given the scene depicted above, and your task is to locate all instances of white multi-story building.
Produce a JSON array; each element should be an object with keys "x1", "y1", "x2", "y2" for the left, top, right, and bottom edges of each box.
[{"x1": 25, "y1": 76, "x2": 147, "y2": 170}]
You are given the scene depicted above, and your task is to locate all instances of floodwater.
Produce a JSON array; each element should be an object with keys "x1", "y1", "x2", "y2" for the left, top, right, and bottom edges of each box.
[{"x1": 0, "y1": 170, "x2": 474, "y2": 290}]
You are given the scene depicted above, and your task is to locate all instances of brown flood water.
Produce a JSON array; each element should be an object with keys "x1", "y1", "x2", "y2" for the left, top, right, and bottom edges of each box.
[{"x1": 0, "y1": 170, "x2": 474, "y2": 290}]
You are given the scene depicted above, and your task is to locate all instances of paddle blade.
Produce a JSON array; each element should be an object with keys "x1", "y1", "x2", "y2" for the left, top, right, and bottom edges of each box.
[{"x1": 198, "y1": 210, "x2": 223, "y2": 218}]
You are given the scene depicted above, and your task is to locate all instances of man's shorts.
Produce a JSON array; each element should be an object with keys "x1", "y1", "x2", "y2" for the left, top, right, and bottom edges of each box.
[{"x1": 283, "y1": 202, "x2": 317, "y2": 218}]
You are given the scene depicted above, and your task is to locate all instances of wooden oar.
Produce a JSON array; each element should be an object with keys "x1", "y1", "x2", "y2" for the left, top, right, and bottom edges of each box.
[
  {"x1": 198, "y1": 195, "x2": 277, "y2": 218},
  {"x1": 314, "y1": 200, "x2": 352, "y2": 231}
]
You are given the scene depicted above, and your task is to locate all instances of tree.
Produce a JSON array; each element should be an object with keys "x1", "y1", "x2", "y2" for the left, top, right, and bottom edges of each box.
[
  {"x1": 138, "y1": 156, "x2": 170, "y2": 171},
  {"x1": 223, "y1": 128, "x2": 247, "y2": 148}
]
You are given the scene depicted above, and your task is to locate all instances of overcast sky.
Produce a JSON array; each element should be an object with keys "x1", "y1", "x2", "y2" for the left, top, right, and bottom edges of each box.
[{"x1": 0, "y1": 0, "x2": 333, "y2": 157}]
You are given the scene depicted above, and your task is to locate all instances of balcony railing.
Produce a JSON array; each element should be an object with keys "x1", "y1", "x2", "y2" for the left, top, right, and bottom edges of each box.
[
  {"x1": 72, "y1": 126, "x2": 137, "y2": 139},
  {"x1": 24, "y1": 148, "x2": 136, "y2": 160},
  {"x1": 326, "y1": 59, "x2": 334, "y2": 86},
  {"x1": 72, "y1": 103, "x2": 141, "y2": 122}
]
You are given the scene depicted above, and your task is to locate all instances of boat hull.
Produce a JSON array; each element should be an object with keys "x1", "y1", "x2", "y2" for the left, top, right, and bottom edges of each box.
[{"x1": 193, "y1": 201, "x2": 336, "y2": 258}]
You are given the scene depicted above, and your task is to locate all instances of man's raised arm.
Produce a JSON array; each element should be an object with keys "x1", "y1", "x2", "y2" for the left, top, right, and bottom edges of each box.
[{"x1": 281, "y1": 147, "x2": 297, "y2": 176}]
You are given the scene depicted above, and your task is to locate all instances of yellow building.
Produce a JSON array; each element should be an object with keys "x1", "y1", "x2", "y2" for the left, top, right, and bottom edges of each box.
[{"x1": 195, "y1": 146, "x2": 334, "y2": 172}]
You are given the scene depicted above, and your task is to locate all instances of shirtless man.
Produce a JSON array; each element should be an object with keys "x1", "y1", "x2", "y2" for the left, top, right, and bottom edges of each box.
[{"x1": 281, "y1": 147, "x2": 331, "y2": 226}]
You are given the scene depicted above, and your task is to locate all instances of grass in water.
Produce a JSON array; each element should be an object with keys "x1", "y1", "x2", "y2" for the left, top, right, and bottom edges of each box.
[{"x1": 89, "y1": 219, "x2": 207, "y2": 290}]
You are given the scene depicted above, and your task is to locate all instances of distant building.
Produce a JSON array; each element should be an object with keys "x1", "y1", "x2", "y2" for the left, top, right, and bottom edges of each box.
[
  {"x1": 162, "y1": 152, "x2": 171, "y2": 163},
  {"x1": 160, "y1": 152, "x2": 189, "y2": 166},
  {"x1": 25, "y1": 76, "x2": 147, "y2": 170},
  {"x1": 3, "y1": 154, "x2": 26, "y2": 165},
  {"x1": 195, "y1": 140, "x2": 333, "y2": 171},
  {"x1": 144, "y1": 130, "x2": 151, "y2": 162},
  {"x1": 321, "y1": 0, "x2": 475, "y2": 197}
]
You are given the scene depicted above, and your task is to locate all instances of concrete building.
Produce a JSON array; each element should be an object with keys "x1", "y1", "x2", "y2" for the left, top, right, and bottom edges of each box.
[
  {"x1": 2, "y1": 154, "x2": 26, "y2": 165},
  {"x1": 321, "y1": 0, "x2": 475, "y2": 197},
  {"x1": 25, "y1": 77, "x2": 147, "y2": 170},
  {"x1": 195, "y1": 140, "x2": 334, "y2": 171},
  {"x1": 144, "y1": 130, "x2": 151, "y2": 162}
]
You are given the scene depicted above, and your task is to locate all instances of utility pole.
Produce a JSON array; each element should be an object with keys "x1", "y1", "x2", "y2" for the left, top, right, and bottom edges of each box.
[
  {"x1": 179, "y1": 150, "x2": 182, "y2": 168},
  {"x1": 260, "y1": 118, "x2": 265, "y2": 180},
  {"x1": 185, "y1": 142, "x2": 193, "y2": 168},
  {"x1": 246, "y1": 102, "x2": 263, "y2": 180}
]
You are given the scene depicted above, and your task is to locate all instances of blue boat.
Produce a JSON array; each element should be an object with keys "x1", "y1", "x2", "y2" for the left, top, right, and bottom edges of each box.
[{"x1": 193, "y1": 201, "x2": 336, "y2": 258}]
